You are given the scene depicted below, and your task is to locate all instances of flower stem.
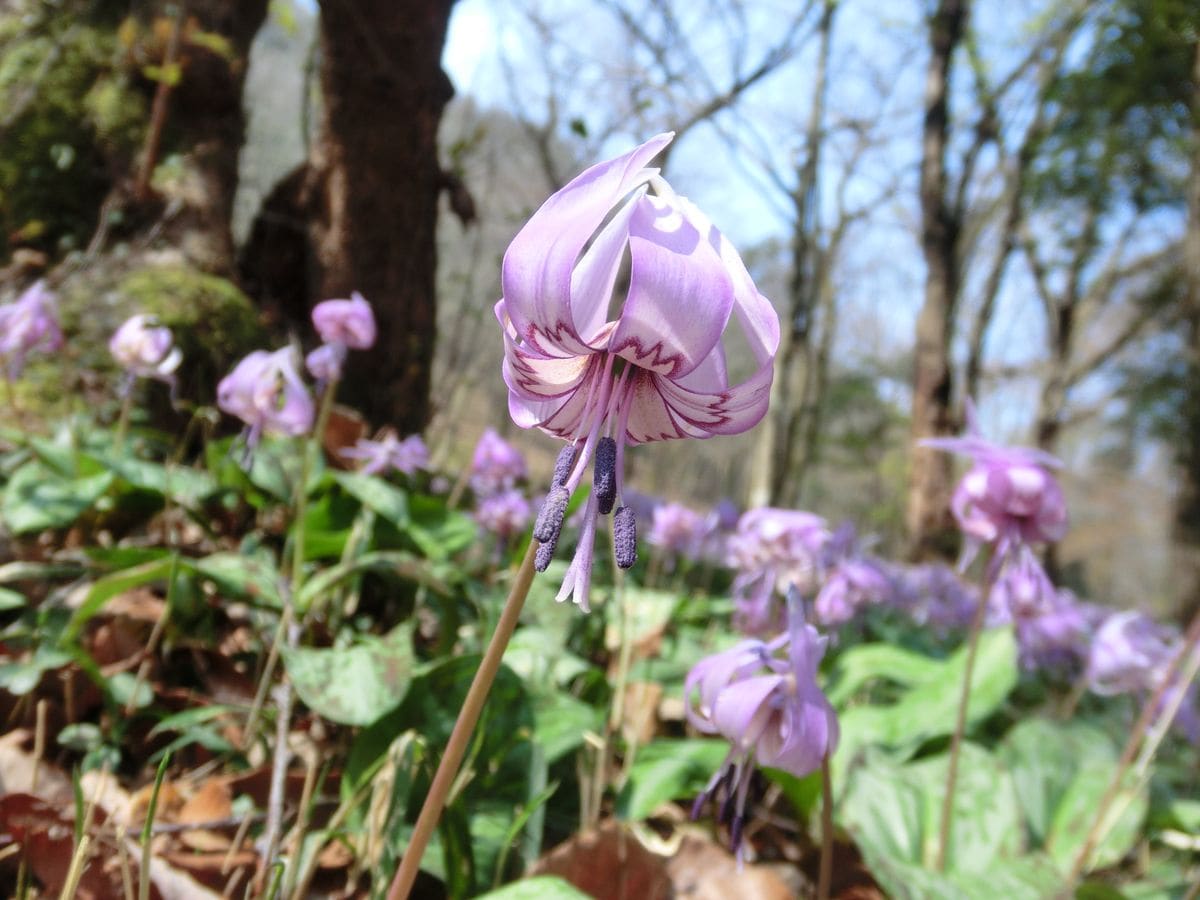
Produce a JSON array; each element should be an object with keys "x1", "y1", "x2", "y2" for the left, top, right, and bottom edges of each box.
[
  {"x1": 114, "y1": 391, "x2": 133, "y2": 449},
  {"x1": 387, "y1": 538, "x2": 540, "y2": 900},
  {"x1": 818, "y1": 753, "x2": 834, "y2": 900},
  {"x1": 1064, "y1": 607, "x2": 1200, "y2": 888},
  {"x1": 935, "y1": 582, "x2": 990, "y2": 872}
]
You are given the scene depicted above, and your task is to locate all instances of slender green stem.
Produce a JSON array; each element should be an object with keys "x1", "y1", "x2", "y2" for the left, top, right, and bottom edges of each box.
[
  {"x1": 139, "y1": 752, "x2": 171, "y2": 900},
  {"x1": 114, "y1": 391, "x2": 134, "y2": 449},
  {"x1": 387, "y1": 539, "x2": 540, "y2": 900},
  {"x1": 610, "y1": 567, "x2": 639, "y2": 780},
  {"x1": 818, "y1": 754, "x2": 834, "y2": 900},
  {"x1": 935, "y1": 578, "x2": 990, "y2": 872},
  {"x1": 1064, "y1": 607, "x2": 1200, "y2": 888}
]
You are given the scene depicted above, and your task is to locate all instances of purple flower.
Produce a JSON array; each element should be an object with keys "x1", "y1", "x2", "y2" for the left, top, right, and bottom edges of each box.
[
  {"x1": 687, "y1": 600, "x2": 838, "y2": 858},
  {"x1": 501, "y1": 134, "x2": 779, "y2": 611},
  {"x1": 814, "y1": 557, "x2": 893, "y2": 627},
  {"x1": 924, "y1": 400, "x2": 1067, "y2": 566},
  {"x1": 305, "y1": 342, "x2": 347, "y2": 382},
  {"x1": 727, "y1": 508, "x2": 828, "y2": 633},
  {"x1": 647, "y1": 502, "x2": 708, "y2": 566},
  {"x1": 217, "y1": 347, "x2": 314, "y2": 449},
  {"x1": 341, "y1": 431, "x2": 430, "y2": 476},
  {"x1": 0, "y1": 281, "x2": 62, "y2": 380},
  {"x1": 470, "y1": 428, "x2": 527, "y2": 495},
  {"x1": 474, "y1": 488, "x2": 534, "y2": 541},
  {"x1": 312, "y1": 292, "x2": 376, "y2": 349},
  {"x1": 891, "y1": 563, "x2": 980, "y2": 634},
  {"x1": 1087, "y1": 611, "x2": 1179, "y2": 697},
  {"x1": 109, "y1": 314, "x2": 181, "y2": 390}
]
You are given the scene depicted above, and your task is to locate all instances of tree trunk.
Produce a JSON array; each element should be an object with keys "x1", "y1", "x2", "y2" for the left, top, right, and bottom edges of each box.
[
  {"x1": 1175, "y1": 38, "x2": 1200, "y2": 621},
  {"x1": 749, "y1": 0, "x2": 836, "y2": 509},
  {"x1": 906, "y1": 0, "x2": 969, "y2": 560},
  {"x1": 309, "y1": 0, "x2": 455, "y2": 434}
]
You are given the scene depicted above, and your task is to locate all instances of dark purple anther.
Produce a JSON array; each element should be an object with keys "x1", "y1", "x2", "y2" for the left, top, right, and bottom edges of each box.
[
  {"x1": 535, "y1": 532, "x2": 558, "y2": 572},
  {"x1": 613, "y1": 506, "x2": 637, "y2": 569},
  {"x1": 534, "y1": 486, "x2": 569, "y2": 544},
  {"x1": 593, "y1": 436, "x2": 617, "y2": 514},
  {"x1": 552, "y1": 443, "x2": 577, "y2": 488}
]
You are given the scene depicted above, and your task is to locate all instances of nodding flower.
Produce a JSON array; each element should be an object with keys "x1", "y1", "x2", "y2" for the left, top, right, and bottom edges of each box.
[
  {"x1": 685, "y1": 594, "x2": 838, "y2": 861},
  {"x1": 306, "y1": 292, "x2": 376, "y2": 382},
  {"x1": 217, "y1": 347, "x2": 314, "y2": 458},
  {"x1": 109, "y1": 314, "x2": 181, "y2": 396},
  {"x1": 922, "y1": 399, "x2": 1067, "y2": 571},
  {"x1": 0, "y1": 280, "x2": 61, "y2": 381},
  {"x1": 498, "y1": 133, "x2": 779, "y2": 611}
]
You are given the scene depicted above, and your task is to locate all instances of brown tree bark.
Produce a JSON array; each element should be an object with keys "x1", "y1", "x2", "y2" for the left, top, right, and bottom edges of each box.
[
  {"x1": 1176, "y1": 38, "x2": 1200, "y2": 620},
  {"x1": 906, "y1": 0, "x2": 969, "y2": 560},
  {"x1": 308, "y1": 0, "x2": 456, "y2": 434}
]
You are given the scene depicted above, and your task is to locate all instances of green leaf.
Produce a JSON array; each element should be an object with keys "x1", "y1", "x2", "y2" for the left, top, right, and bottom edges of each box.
[
  {"x1": 107, "y1": 671, "x2": 153, "y2": 709},
  {"x1": 1045, "y1": 752, "x2": 1148, "y2": 874},
  {"x1": 332, "y1": 470, "x2": 410, "y2": 527},
  {"x1": 294, "y1": 551, "x2": 447, "y2": 612},
  {"x1": 65, "y1": 556, "x2": 179, "y2": 642},
  {"x1": 615, "y1": 738, "x2": 728, "y2": 821},
  {"x1": 827, "y1": 642, "x2": 944, "y2": 706},
  {"x1": 1000, "y1": 718, "x2": 1117, "y2": 845},
  {"x1": 405, "y1": 492, "x2": 477, "y2": 560},
  {"x1": 282, "y1": 625, "x2": 414, "y2": 726},
  {"x1": 58, "y1": 722, "x2": 104, "y2": 752},
  {"x1": 906, "y1": 742, "x2": 1023, "y2": 872},
  {"x1": 1, "y1": 463, "x2": 114, "y2": 532},
  {"x1": 193, "y1": 552, "x2": 282, "y2": 607},
  {"x1": 0, "y1": 586, "x2": 25, "y2": 611},
  {"x1": 531, "y1": 691, "x2": 598, "y2": 763},
  {"x1": 0, "y1": 645, "x2": 74, "y2": 695},
  {"x1": 149, "y1": 704, "x2": 239, "y2": 738},
  {"x1": 90, "y1": 453, "x2": 216, "y2": 507},
  {"x1": 473, "y1": 876, "x2": 592, "y2": 899},
  {"x1": 840, "y1": 750, "x2": 925, "y2": 866}
]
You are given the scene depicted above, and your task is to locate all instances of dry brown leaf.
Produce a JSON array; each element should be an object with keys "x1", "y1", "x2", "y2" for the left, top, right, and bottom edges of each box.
[
  {"x1": 530, "y1": 821, "x2": 672, "y2": 900},
  {"x1": 177, "y1": 779, "x2": 233, "y2": 851},
  {"x1": 621, "y1": 681, "x2": 663, "y2": 745},
  {"x1": 666, "y1": 834, "x2": 798, "y2": 900}
]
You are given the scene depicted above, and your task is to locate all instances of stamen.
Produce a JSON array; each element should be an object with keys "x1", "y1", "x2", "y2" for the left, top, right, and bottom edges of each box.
[
  {"x1": 594, "y1": 437, "x2": 617, "y2": 514},
  {"x1": 534, "y1": 486, "x2": 569, "y2": 543},
  {"x1": 535, "y1": 533, "x2": 558, "y2": 572},
  {"x1": 552, "y1": 443, "x2": 577, "y2": 487},
  {"x1": 613, "y1": 506, "x2": 637, "y2": 569}
]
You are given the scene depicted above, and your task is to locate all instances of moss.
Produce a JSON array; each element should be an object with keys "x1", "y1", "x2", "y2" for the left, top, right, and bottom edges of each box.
[
  {"x1": 52, "y1": 263, "x2": 265, "y2": 411},
  {"x1": 0, "y1": 24, "x2": 143, "y2": 258}
]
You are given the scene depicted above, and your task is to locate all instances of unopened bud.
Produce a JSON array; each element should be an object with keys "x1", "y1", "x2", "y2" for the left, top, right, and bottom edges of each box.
[
  {"x1": 613, "y1": 506, "x2": 637, "y2": 569},
  {"x1": 534, "y1": 486, "x2": 569, "y2": 544},
  {"x1": 552, "y1": 443, "x2": 577, "y2": 487},
  {"x1": 594, "y1": 437, "x2": 617, "y2": 514}
]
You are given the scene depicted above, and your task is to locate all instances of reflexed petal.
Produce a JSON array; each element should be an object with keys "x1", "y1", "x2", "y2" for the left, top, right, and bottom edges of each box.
[
  {"x1": 711, "y1": 674, "x2": 785, "y2": 750},
  {"x1": 502, "y1": 134, "x2": 673, "y2": 356},
  {"x1": 609, "y1": 194, "x2": 733, "y2": 377},
  {"x1": 570, "y1": 193, "x2": 641, "y2": 345},
  {"x1": 654, "y1": 358, "x2": 774, "y2": 437}
]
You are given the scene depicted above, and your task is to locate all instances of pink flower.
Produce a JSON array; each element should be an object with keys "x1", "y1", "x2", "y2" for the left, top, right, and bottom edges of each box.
[
  {"x1": 305, "y1": 343, "x2": 346, "y2": 382},
  {"x1": 312, "y1": 292, "x2": 376, "y2": 349},
  {"x1": 924, "y1": 400, "x2": 1067, "y2": 566},
  {"x1": 474, "y1": 488, "x2": 534, "y2": 540},
  {"x1": 341, "y1": 431, "x2": 429, "y2": 476},
  {"x1": 109, "y1": 314, "x2": 181, "y2": 388},
  {"x1": 727, "y1": 508, "x2": 829, "y2": 633},
  {"x1": 0, "y1": 281, "x2": 61, "y2": 380},
  {"x1": 470, "y1": 428, "x2": 527, "y2": 495},
  {"x1": 1087, "y1": 611, "x2": 1179, "y2": 697},
  {"x1": 687, "y1": 600, "x2": 838, "y2": 858},
  {"x1": 502, "y1": 133, "x2": 779, "y2": 610},
  {"x1": 217, "y1": 348, "x2": 314, "y2": 450},
  {"x1": 647, "y1": 502, "x2": 708, "y2": 566}
]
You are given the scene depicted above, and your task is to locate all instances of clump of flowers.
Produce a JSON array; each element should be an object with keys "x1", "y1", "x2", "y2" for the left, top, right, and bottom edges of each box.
[
  {"x1": 647, "y1": 501, "x2": 709, "y2": 571},
  {"x1": 726, "y1": 508, "x2": 828, "y2": 634},
  {"x1": 218, "y1": 347, "x2": 314, "y2": 456},
  {"x1": 500, "y1": 132, "x2": 779, "y2": 611},
  {"x1": 685, "y1": 596, "x2": 838, "y2": 860},
  {"x1": 1087, "y1": 611, "x2": 1180, "y2": 697},
  {"x1": 341, "y1": 430, "x2": 430, "y2": 477},
  {"x1": 306, "y1": 292, "x2": 377, "y2": 383},
  {"x1": 474, "y1": 488, "x2": 534, "y2": 544},
  {"x1": 813, "y1": 523, "x2": 893, "y2": 627},
  {"x1": 470, "y1": 428, "x2": 527, "y2": 495},
  {"x1": 0, "y1": 280, "x2": 62, "y2": 381},
  {"x1": 109, "y1": 313, "x2": 181, "y2": 396}
]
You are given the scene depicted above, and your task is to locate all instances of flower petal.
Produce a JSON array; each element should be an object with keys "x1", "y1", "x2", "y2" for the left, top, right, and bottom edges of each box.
[
  {"x1": 501, "y1": 134, "x2": 673, "y2": 357},
  {"x1": 609, "y1": 194, "x2": 733, "y2": 377}
]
